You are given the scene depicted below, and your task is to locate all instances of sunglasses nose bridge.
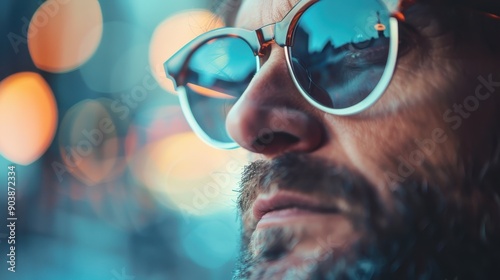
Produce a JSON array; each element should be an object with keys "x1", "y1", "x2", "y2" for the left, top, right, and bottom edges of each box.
[{"x1": 256, "y1": 23, "x2": 277, "y2": 55}]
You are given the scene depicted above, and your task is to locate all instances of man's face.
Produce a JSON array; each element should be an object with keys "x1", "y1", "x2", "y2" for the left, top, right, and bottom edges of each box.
[{"x1": 220, "y1": 0, "x2": 500, "y2": 279}]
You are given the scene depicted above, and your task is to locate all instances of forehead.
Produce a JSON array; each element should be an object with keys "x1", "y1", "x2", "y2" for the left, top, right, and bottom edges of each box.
[
  {"x1": 234, "y1": 0, "x2": 299, "y2": 29},
  {"x1": 234, "y1": 0, "x2": 401, "y2": 29}
]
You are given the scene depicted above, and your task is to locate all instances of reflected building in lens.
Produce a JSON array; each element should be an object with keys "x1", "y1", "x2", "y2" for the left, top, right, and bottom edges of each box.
[
  {"x1": 375, "y1": 11, "x2": 386, "y2": 38},
  {"x1": 292, "y1": 10, "x2": 388, "y2": 71},
  {"x1": 290, "y1": 12, "x2": 391, "y2": 108}
]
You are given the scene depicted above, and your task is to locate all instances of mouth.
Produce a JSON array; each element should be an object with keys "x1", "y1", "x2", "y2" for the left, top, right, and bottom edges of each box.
[{"x1": 252, "y1": 191, "x2": 340, "y2": 228}]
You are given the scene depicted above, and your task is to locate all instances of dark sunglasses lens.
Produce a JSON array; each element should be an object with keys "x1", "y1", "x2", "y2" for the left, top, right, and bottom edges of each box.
[
  {"x1": 184, "y1": 37, "x2": 256, "y2": 143},
  {"x1": 290, "y1": 0, "x2": 392, "y2": 109}
]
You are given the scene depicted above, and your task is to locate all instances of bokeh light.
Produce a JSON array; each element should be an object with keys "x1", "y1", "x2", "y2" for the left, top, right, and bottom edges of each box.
[
  {"x1": 1, "y1": 1, "x2": 245, "y2": 278},
  {"x1": 130, "y1": 130, "x2": 248, "y2": 215},
  {"x1": 79, "y1": 22, "x2": 150, "y2": 94},
  {"x1": 0, "y1": 72, "x2": 58, "y2": 165},
  {"x1": 58, "y1": 98, "x2": 127, "y2": 186},
  {"x1": 125, "y1": 105, "x2": 191, "y2": 156},
  {"x1": 181, "y1": 220, "x2": 238, "y2": 269},
  {"x1": 27, "y1": 0, "x2": 103, "y2": 73},
  {"x1": 149, "y1": 9, "x2": 224, "y2": 93},
  {"x1": 85, "y1": 181, "x2": 159, "y2": 231}
]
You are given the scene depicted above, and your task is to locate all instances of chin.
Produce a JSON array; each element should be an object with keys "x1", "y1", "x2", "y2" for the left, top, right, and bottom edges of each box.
[{"x1": 234, "y1": 153, "x2": 500, "y2": 280}]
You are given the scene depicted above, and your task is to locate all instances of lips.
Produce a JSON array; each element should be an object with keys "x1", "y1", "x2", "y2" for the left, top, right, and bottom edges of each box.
[{"x1": 252, "y1": 191, "x2": 339, "y2": 223}]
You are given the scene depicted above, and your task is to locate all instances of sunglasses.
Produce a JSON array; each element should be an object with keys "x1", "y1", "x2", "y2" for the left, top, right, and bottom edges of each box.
[{"x1": 165, "y1": 0, "x2": 400, "y2": 149}]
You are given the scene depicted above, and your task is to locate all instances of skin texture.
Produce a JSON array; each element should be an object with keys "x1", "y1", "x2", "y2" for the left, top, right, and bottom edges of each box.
[{"x1": 212, "y1": 0, "x2": 500, "y2": 278}]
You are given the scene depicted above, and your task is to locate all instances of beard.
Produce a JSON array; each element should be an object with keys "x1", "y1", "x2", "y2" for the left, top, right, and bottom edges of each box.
[{"x1": 233, "y1": 153, "x2": 500, "y2": 280}]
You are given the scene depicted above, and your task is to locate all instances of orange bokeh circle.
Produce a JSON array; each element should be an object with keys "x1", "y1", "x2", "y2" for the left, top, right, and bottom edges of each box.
[
  {"x1": 28, "y1": 0, "x2": 103, "y2": 73},
  {"x1": 149, "y1": 10, "x2": 224, "y2": 93},
  {"x1": 0, "y1": 72, "x2": 58, "y2": 165}
]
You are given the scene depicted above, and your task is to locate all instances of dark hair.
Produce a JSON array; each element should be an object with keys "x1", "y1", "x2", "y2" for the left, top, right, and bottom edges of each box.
[{"x1": 455, "y1": 0, "x2": 500, "y2": 16}]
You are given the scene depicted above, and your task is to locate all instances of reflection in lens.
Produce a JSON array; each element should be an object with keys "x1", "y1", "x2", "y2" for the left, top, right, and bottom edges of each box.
[
  {"x1": 186, "y1": 83, "x2": 234, "y2": 99},
  {"x1": 184, "y1": 37, "x2": 256, "y2": 143},
  {"x1": 290, "y1": 0, "x2": 391, "y2": 109}
]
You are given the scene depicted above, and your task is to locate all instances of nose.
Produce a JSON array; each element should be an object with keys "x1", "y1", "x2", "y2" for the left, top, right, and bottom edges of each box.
[{"x1": 225, "y1": 46, "x2": 325, "y2": 156}]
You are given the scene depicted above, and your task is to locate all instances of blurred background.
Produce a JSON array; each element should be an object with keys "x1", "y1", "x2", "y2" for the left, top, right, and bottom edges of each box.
[{"x1": 0, "y1": 0, "x2": 249, "y2": 279}]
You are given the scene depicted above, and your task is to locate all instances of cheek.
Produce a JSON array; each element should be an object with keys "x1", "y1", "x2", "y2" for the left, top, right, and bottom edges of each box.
[
  {"x1": 331, "y1": 103, "x2": 460, "y2": 189},
  {"x1": 370, "y1": 47, "x2": 460, "y2": 115}
]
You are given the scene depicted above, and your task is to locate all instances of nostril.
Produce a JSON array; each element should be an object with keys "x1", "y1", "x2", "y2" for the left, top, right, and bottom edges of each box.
[
  {"x1": 226, "y1": 95, "x2": 324, "y2": 155},
  {"x1": 252, "y1": 132, "x2": 300, "y2": 154}
]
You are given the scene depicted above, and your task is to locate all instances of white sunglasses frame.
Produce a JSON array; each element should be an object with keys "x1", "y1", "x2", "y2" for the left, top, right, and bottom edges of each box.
[{"x1": 165, "y1": 0, "x2": 399, "y2": 149}]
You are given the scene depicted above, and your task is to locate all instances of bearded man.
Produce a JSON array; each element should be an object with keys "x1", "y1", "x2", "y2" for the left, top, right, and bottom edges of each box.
[{"x1": 165, "y1": 0, "x2": 500, "y2": 278}]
